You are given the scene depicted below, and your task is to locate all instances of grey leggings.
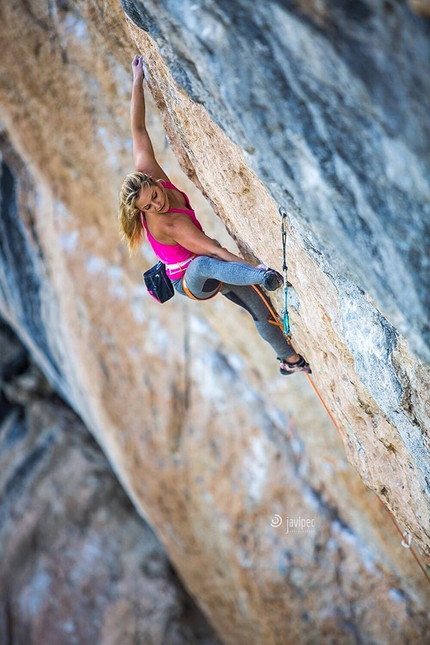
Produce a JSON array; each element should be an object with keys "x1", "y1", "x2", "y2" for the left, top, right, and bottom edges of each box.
[{"x1": 172, "y1": 256, "x2": 295, "y2": 360}]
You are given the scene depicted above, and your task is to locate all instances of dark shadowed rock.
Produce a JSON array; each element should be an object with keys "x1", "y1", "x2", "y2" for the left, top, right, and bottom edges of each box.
[{"x1": 0, "y1": 321, "x2": 223, "y2": 645}]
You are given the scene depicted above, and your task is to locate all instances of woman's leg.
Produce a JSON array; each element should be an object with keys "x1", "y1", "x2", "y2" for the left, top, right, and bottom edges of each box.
[
  {"x1": 181, "y1": 256, "x2": 269, "y2": 299},
  {"x1": 221, "y1": 283, "x2": 296, "y2": 360},
  {"x1": 173, "y1": 257, "x2": 292, "y2": 355},
  {"x1": 171, "y1": 274, "x2": 311, "y2": 371}
]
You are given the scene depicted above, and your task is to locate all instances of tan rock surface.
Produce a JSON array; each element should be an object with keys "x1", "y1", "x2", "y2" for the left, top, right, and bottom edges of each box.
[
  {"x1": 0, "y1": 1, "x2": 430, "y2": 644},
  {"x1": 408, "y1": 0, "x2": 430, "y2": 16}
]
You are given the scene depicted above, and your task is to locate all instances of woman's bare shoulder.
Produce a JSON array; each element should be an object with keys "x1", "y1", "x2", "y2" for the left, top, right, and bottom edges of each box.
[
  {"x1": 161, "y1": 210, "x2": 189, "y2": 228},
  {"x1": 145, "y1": 211, "x2": 184, "y2": 243}
]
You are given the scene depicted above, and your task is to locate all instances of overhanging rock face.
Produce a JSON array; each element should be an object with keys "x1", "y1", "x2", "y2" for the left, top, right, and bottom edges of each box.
[
  {"x1": 121, "y1": 0, "x2": 430, "y2": 552},
  {"x1": 122, "y1": 0, "x2": 430, "y2": 363},
  {"x1": 1, "y1": 0, "x2": 430, "y2": 643}
]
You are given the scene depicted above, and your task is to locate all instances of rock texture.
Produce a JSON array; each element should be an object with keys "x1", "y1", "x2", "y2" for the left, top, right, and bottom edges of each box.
[
  {"x1": 121, "y1": 0, "x2": 430, "y2": 554},
  {"x1": 409, "y1": 0, "x2": 430, "y2": 16},
  {"x1": 0, "y1": 320, "x2": 222, "y2": 645},
  {"x1": 0, "y1": 0, "x2": 430, "y2": 644},
  {"x1": 122, "y1": 0, "x2": 430, "y2": 356}
]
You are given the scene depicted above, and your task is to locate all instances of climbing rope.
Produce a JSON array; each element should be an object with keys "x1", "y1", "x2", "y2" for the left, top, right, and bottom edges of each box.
[{"x1": 278, "y1": 204, "x2": 430, "y2": 585}]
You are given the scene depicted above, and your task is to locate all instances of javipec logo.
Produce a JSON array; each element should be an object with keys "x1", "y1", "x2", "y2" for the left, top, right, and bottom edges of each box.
[{"x1": 270, "y1": 515, "x2": 316, "y2": 534}]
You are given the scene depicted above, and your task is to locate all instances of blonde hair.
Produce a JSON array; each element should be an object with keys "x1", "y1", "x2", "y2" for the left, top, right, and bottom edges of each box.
[{"x1": 118, "y1": 172, "x2": 157, "y2": 255}]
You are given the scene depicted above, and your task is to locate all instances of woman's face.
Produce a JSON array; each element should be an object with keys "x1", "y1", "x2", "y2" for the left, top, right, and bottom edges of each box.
[{"x1": 136, "y1": 183, "x2": 169, "y2": 214}]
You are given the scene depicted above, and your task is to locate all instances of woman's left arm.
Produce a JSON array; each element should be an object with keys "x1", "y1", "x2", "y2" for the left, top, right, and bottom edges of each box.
[
  {"x1": 167, "y1": 215, "x2": 253, "y2": 264},
  {"x1": 131, "y1": 56, "x2": 170, "y2": 181}
]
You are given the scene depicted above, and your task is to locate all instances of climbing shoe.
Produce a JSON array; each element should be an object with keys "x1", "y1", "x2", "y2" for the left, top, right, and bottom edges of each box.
[
  {"x1": 262, "y1": 269, "x2": 283, "y2": 291},
  {"x1": 278, "y1": 355, "x2": 312, "y2": 376}
]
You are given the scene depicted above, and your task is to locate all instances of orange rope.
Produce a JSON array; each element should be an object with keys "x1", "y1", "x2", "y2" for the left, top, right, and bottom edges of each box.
[
  {"x1": 251, "y1": 285, "x2": 284, "y2": 329},
  {"x1": 305, "y1": 373, "x2": 339, "y2": 430},
  {"x1": 305, "y1": 373, "x2": 430, "y2": 584},
  {"x1": 375, "y1": 494, "x2": 430, "y2": 583}
]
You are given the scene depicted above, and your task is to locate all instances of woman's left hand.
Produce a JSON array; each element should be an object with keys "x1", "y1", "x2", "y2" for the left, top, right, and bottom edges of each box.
[{"x1": 132, "y1": 55, "x2": 145, "y2": 84}]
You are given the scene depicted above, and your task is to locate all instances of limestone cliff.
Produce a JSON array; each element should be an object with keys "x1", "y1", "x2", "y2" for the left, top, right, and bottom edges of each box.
[
  {"x1": 0, "y1": 1, "x2": 430, "y2": 644},
  {"x1": 0, "y1": 320, "x2": 222, "y2": 644},
  {"x1": 121, "y1": 0, "x2": 430, "y2": 555}
]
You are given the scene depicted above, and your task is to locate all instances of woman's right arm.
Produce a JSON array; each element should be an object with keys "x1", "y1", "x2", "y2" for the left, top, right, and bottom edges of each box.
[{"x1": 131, "y1": 55, "x2": 170, "y2": 181}]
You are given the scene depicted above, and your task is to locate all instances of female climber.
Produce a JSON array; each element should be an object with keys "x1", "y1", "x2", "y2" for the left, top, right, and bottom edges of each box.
[{"x1": 119, "y1": 55, "x2": 311, "y2": 376}]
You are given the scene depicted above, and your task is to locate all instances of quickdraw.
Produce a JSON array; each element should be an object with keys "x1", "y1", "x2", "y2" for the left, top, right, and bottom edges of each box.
[{"x1": 279, "y1": 206, "x2": 291, "y2": 337}]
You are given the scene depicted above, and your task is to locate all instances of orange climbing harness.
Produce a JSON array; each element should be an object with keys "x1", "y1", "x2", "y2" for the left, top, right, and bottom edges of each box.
[{"x1": 181, "y1": 275, "x2": 223, "y2": 301}]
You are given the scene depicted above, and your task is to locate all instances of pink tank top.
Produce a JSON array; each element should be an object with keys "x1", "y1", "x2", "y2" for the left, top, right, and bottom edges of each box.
[{"x1": 141, "y1": 181, "x2": 203, "y2": 278}]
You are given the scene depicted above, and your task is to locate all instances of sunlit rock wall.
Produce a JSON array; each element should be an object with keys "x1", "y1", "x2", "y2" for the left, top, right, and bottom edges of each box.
[
  {"x1": 0, "y1": 1, "x2": 430, "y2": 644},
  {"x1": 409, "y1": 0, "x2": 430, "y2": 16}
]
